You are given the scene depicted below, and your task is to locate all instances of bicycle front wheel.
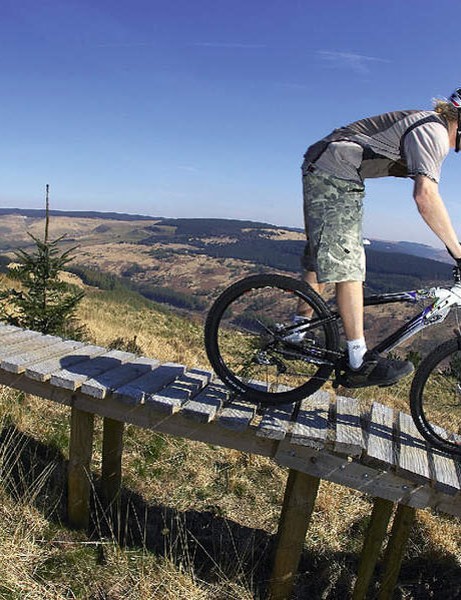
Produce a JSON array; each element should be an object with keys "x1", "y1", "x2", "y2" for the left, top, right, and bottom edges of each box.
[
  {"x1": 204, "y1": 274, "x2": 340, "y2": 405},
  {"x1": 410, "y1": 338, "x2": 461, "y2": 455}
]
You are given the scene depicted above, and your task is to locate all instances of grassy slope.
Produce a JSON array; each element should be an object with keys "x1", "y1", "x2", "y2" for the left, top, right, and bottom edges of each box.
[{"x1": 0, "y1": 285, "x2": 460, "y2": 599}]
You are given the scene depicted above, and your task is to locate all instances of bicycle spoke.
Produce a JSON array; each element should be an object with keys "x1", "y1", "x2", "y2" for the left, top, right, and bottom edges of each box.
[{"x1": 205, "y1": 274, "x2": 339, "y2": 404}]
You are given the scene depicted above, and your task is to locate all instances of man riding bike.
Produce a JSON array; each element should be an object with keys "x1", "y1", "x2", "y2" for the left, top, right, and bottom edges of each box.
[{"x1": 299, "y1": 88, "x2": 461, "y2": 388}]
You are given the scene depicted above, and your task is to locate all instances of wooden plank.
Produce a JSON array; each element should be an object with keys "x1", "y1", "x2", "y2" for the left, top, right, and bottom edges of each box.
[
  {"x1": 101, "y1": 417, "x2": 125, "y2": 528},
  {"x1": 2, "y1": 339, "x2": 86, "y2": 374},
  {"x1": 0, "y1": 333, "x2": 63, "y2": 363},
  {"x1": 289, "y1": 390, "x2": 331, "y2": 449},
  {"x1": 50, "y1": 349, "x2": 137, "y2": 390},
  {"x1": 256, "y1": 402, "x2": 297, "y2": 441},
  {"x1": 396, "y1": 412, "x2": 431, "y2": 484},
  {"x1": 274, "y1": 439, "x2": 439, "y2": 508},
  {"x1": 146, "y1": 368, "x2": 212, "y2": 414},
  {"x1": 0, "y1": 328, "x2": 42, "y2": 346},
  {"x1": 334, "y1": 395, "x2": 364, "y2": 457},
  {"x1": 113, "y1": 362, "x2": 185, "y2": 404},
  {"x1": 352, "y1": 498, "x2": 395, "y2": 600},
  {"x1": 67, "y1": 406, "x2": 95, "y2": 530},
  {"x1": 365, "y1": 403, "x2": 396, "y2": 469},
  {"x1": 428, "y1": 441, "x2": 461, "y2": 495},
  {"x1": 218, "y1": 398, "x2": 255, "y2": 432},
  {"x1": 81, "y1": 356, "x2": 160, "y2": 399},
  {"x1": 25, "y1": 344, "x2": 107, "y2": 382},
  {"x1": 0, "y1": 324, "x2": 20, "y2": 334},
  {"x1": 378, "y1": 504, "x2": 416, "y2": 600},
  {"x1": 268, "y1": 470, "x2": 320, "y2": 600},
  {"x1": 0, "y1": 325, "x2": 30, "y2": 342},
  {"x1": 180, "y1": 382, "x2": 229, "y2": 423}
]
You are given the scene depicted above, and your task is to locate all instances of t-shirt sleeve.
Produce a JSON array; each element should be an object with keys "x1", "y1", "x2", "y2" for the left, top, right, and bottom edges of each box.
[{"x1": 403, "y1": 122, "x2": 449, "y2": 183}]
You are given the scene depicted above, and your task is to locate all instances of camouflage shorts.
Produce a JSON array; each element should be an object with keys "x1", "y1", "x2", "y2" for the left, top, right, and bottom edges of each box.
[{"x1": 302, "y1": 167, "x2": 366, "y2": 283}]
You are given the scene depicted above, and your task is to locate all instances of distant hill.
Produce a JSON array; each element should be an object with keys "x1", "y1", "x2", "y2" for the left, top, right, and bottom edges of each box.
[
  {"x1": 0, "y1": 210, "x2": 454, "y2": 298},
  {"x1": 0, "y1": 207, "x2": 160, "y2": 222},
  {"x1": 368, "y1": 239, "x2": 449, "y2": 263}
]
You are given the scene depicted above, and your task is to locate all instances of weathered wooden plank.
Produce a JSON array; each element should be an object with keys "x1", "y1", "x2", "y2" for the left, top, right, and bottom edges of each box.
[
  {"x1": 428, "y1": 427, "x2": 461, "y2": 494},
  {"x1": 365, "y1": 403, "x2": 396, "y2": 469},
  {"x1": 396, "y1": 412, "x2": 431, "y2": 484},
  {"x1": 218, "y1": 398, "x2": 255, "y2": 432},
  {"x1": 180, "y1": 382, "x2": 229, "y2": 423},
  {"x1": 0, "y1": 323, "x2": 19, "y2": 333},
  {"x1": 269, "y1": 470, "x2": 320, "y2": 600},
  {"x1": 256, "y1": 402, "x2": 297, "y2": 440},
  {"x1": 25, "y1": 344, "x2": 107, "y2": 382},
  {"x1": 67, "y1": 406, "x2": 94, "y2": 530},
  {"x1": 0, "y1": 324, "x2": 25, "y2": 339},
  {"x1": 81, "y1": 356, "x2": 160, "y2": 399},
  {"x1": 2, "y1": 339, "x2": 86, "y2": 374},
  {"x1": 289, "y1": 390, "x2": 331, "y2": 449},
  {"x1": 334, "y1": 395, "x2": 364, "y2": 457},
  {"x1": 113, "y1": 363, "x2": 185, "y2": 404},
  {"x1": 0, "y1": 328, "x2": 42, "y2": 346},
  {"x1": 274, "y1": 439, "x2": 442, "y2": 509},
  {"x1": 101, "y1": 417, "x2": 125, "y2": 523},
  {"x1": 50, "y1": 349, "x2": 137, "y2": 390},
  {"x1": 0, "y1": 333, "x2": 63, "y2": 363},
  {"x1": 146, "y1": 368, "x2": 212, "y2": 414},
  {"x1": 378, "y1": 504, "x2": 416, "y2": 600},
  {"x1": 352, "y1": 498, "x2": 395, "y2": 600}
]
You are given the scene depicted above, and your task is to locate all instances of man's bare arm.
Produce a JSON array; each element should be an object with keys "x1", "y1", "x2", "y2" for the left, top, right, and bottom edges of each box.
[{"x1": 413, "y1": 175, "x2": 461, "y2": 260}]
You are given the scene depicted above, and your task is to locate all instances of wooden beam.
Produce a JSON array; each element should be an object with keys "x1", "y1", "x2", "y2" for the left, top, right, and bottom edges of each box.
[
  {"x1": 378, "y1": 504, "x2": 416, "y2": 599},
  {"x1": 67, "y1": 406, "x2": 95, "y2": 530},
  {"x1": 268, "y1": 469, "x2": 320, "y2": 600},
  {"x1": 352, "y1": 497, "x2": 394, "y2": 600},
  {"x1": 101, "y1": 417, "x2": 125, "y2": 508}
]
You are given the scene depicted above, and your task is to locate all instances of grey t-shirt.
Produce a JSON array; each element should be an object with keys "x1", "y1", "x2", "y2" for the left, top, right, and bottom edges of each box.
[{"x1": 305, "y1": 110, "x2": 449, "y2": 184}]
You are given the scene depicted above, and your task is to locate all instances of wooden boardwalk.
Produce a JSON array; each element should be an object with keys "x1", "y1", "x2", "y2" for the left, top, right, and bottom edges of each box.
[
  {"x1": 0, "y1": 323, "x2": 459, "y2": 518},
  {"x1": 1, "y1": 322, "x2": 461, "y2": 598}
]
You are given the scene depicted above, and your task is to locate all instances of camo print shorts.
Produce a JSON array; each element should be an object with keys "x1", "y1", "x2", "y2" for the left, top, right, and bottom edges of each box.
[{"x1": 301, "y1": 165, "x2": 366, "y2": 283}]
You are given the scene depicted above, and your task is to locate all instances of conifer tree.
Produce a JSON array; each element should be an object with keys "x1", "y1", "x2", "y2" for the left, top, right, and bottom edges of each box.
[{"x1": 0, "y1": 185, "x2": 85, "y2": 337}]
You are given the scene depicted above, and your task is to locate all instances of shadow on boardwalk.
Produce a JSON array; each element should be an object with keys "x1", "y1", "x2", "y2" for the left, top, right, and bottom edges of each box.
[{"x1": 1, "y1": 423, "x2": 460, "y2": 599}]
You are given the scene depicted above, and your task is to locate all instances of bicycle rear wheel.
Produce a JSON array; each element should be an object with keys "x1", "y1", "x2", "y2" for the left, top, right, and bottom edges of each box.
[
  {"x1": 410, "y1": 338, "x2": 461, "y2": 455},
  {"x1": 204, "y1": 274, "x2": 340, "y2": 405}
]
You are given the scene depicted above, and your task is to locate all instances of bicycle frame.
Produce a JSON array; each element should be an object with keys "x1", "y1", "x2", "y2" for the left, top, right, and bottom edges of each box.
[
  {"x1": 365, "y1": 284, "x2": 461, "y2": 354},
  {"x1": 287, "y1": 281, "x2": 461, "y2": 362}
]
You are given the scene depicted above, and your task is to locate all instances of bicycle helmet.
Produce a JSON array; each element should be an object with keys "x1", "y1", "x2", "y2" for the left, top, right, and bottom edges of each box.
[{"x1": 449, "y1": 87, "x2": 461, "y2": 152}]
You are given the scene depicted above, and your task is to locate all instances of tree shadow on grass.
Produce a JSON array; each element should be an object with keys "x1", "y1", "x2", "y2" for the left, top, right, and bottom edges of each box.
[{"x1": 0, "y1": 422, "x2": 460, "y2": 599}]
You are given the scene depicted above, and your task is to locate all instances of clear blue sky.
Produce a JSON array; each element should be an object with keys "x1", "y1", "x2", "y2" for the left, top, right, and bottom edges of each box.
[{"x1": 1, "y1": 0, "x2": 460, "y2": 246}]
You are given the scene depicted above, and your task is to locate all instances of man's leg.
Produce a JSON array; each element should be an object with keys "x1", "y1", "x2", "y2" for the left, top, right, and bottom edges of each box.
[
  {"x1": 336, "y1": 280, "x2": 367, "y2": 369},
  {"x1": 336, "y1": 280, "x2": 363, "y2": 340},
  {"x1": 296, "y1": 270, "x2": 325, "y2": 318}
]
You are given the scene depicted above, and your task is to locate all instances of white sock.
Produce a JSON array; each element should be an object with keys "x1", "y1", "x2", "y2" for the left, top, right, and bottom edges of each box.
[{"x1": 347, "y1": 338, "x2": 367, "y2": 370}]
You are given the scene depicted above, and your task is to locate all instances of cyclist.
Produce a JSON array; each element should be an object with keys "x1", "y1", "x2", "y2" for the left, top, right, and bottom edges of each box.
[{"x1": 299, "y1": 88, "x2": 461, "y2": 388}]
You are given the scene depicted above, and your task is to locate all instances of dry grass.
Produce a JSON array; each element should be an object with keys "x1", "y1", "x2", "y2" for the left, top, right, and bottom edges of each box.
[
  {"x1": 76, "y1": 290, "x2": 209, "y2": 368},
  {"x1": 0, "y1": 279, "x2": 460, "y2": 597}
]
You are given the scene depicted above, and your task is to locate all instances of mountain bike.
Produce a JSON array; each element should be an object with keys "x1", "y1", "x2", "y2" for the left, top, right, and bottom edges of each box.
[{"x1": 204, "y1": 268, "x2": 461, "y2": 456}]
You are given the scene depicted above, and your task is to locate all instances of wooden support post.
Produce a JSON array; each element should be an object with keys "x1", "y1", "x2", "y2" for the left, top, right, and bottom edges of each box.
[
  {"x1": 378, "y1": 504, "x2": 416, "y2": 600},
  {"x1": 352, "y1": 497, "x2": 394, "y2": 600},
  {"x1": 101, "y1": 417, "x2": 124, "y2": 521},
  {"x1": 268, "y1": 469, "x2": 320, "y2": 600},
  {"x1": 67, "y1": 406, "x2": 95, "y2": 530}
]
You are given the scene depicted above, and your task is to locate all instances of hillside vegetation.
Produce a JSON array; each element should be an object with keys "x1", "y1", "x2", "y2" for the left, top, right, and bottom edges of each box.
[
  {"x1": 0, "y1": 274, "x2": 459, "y2": 599},
  {"x1": 0, "y1": 211, "x2": 459, "y2": 597}
]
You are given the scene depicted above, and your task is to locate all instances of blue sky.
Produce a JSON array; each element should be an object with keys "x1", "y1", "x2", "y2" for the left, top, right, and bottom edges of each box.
[{"x1": 1, "y1": 0, "x2": 460, "y2": 246}]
